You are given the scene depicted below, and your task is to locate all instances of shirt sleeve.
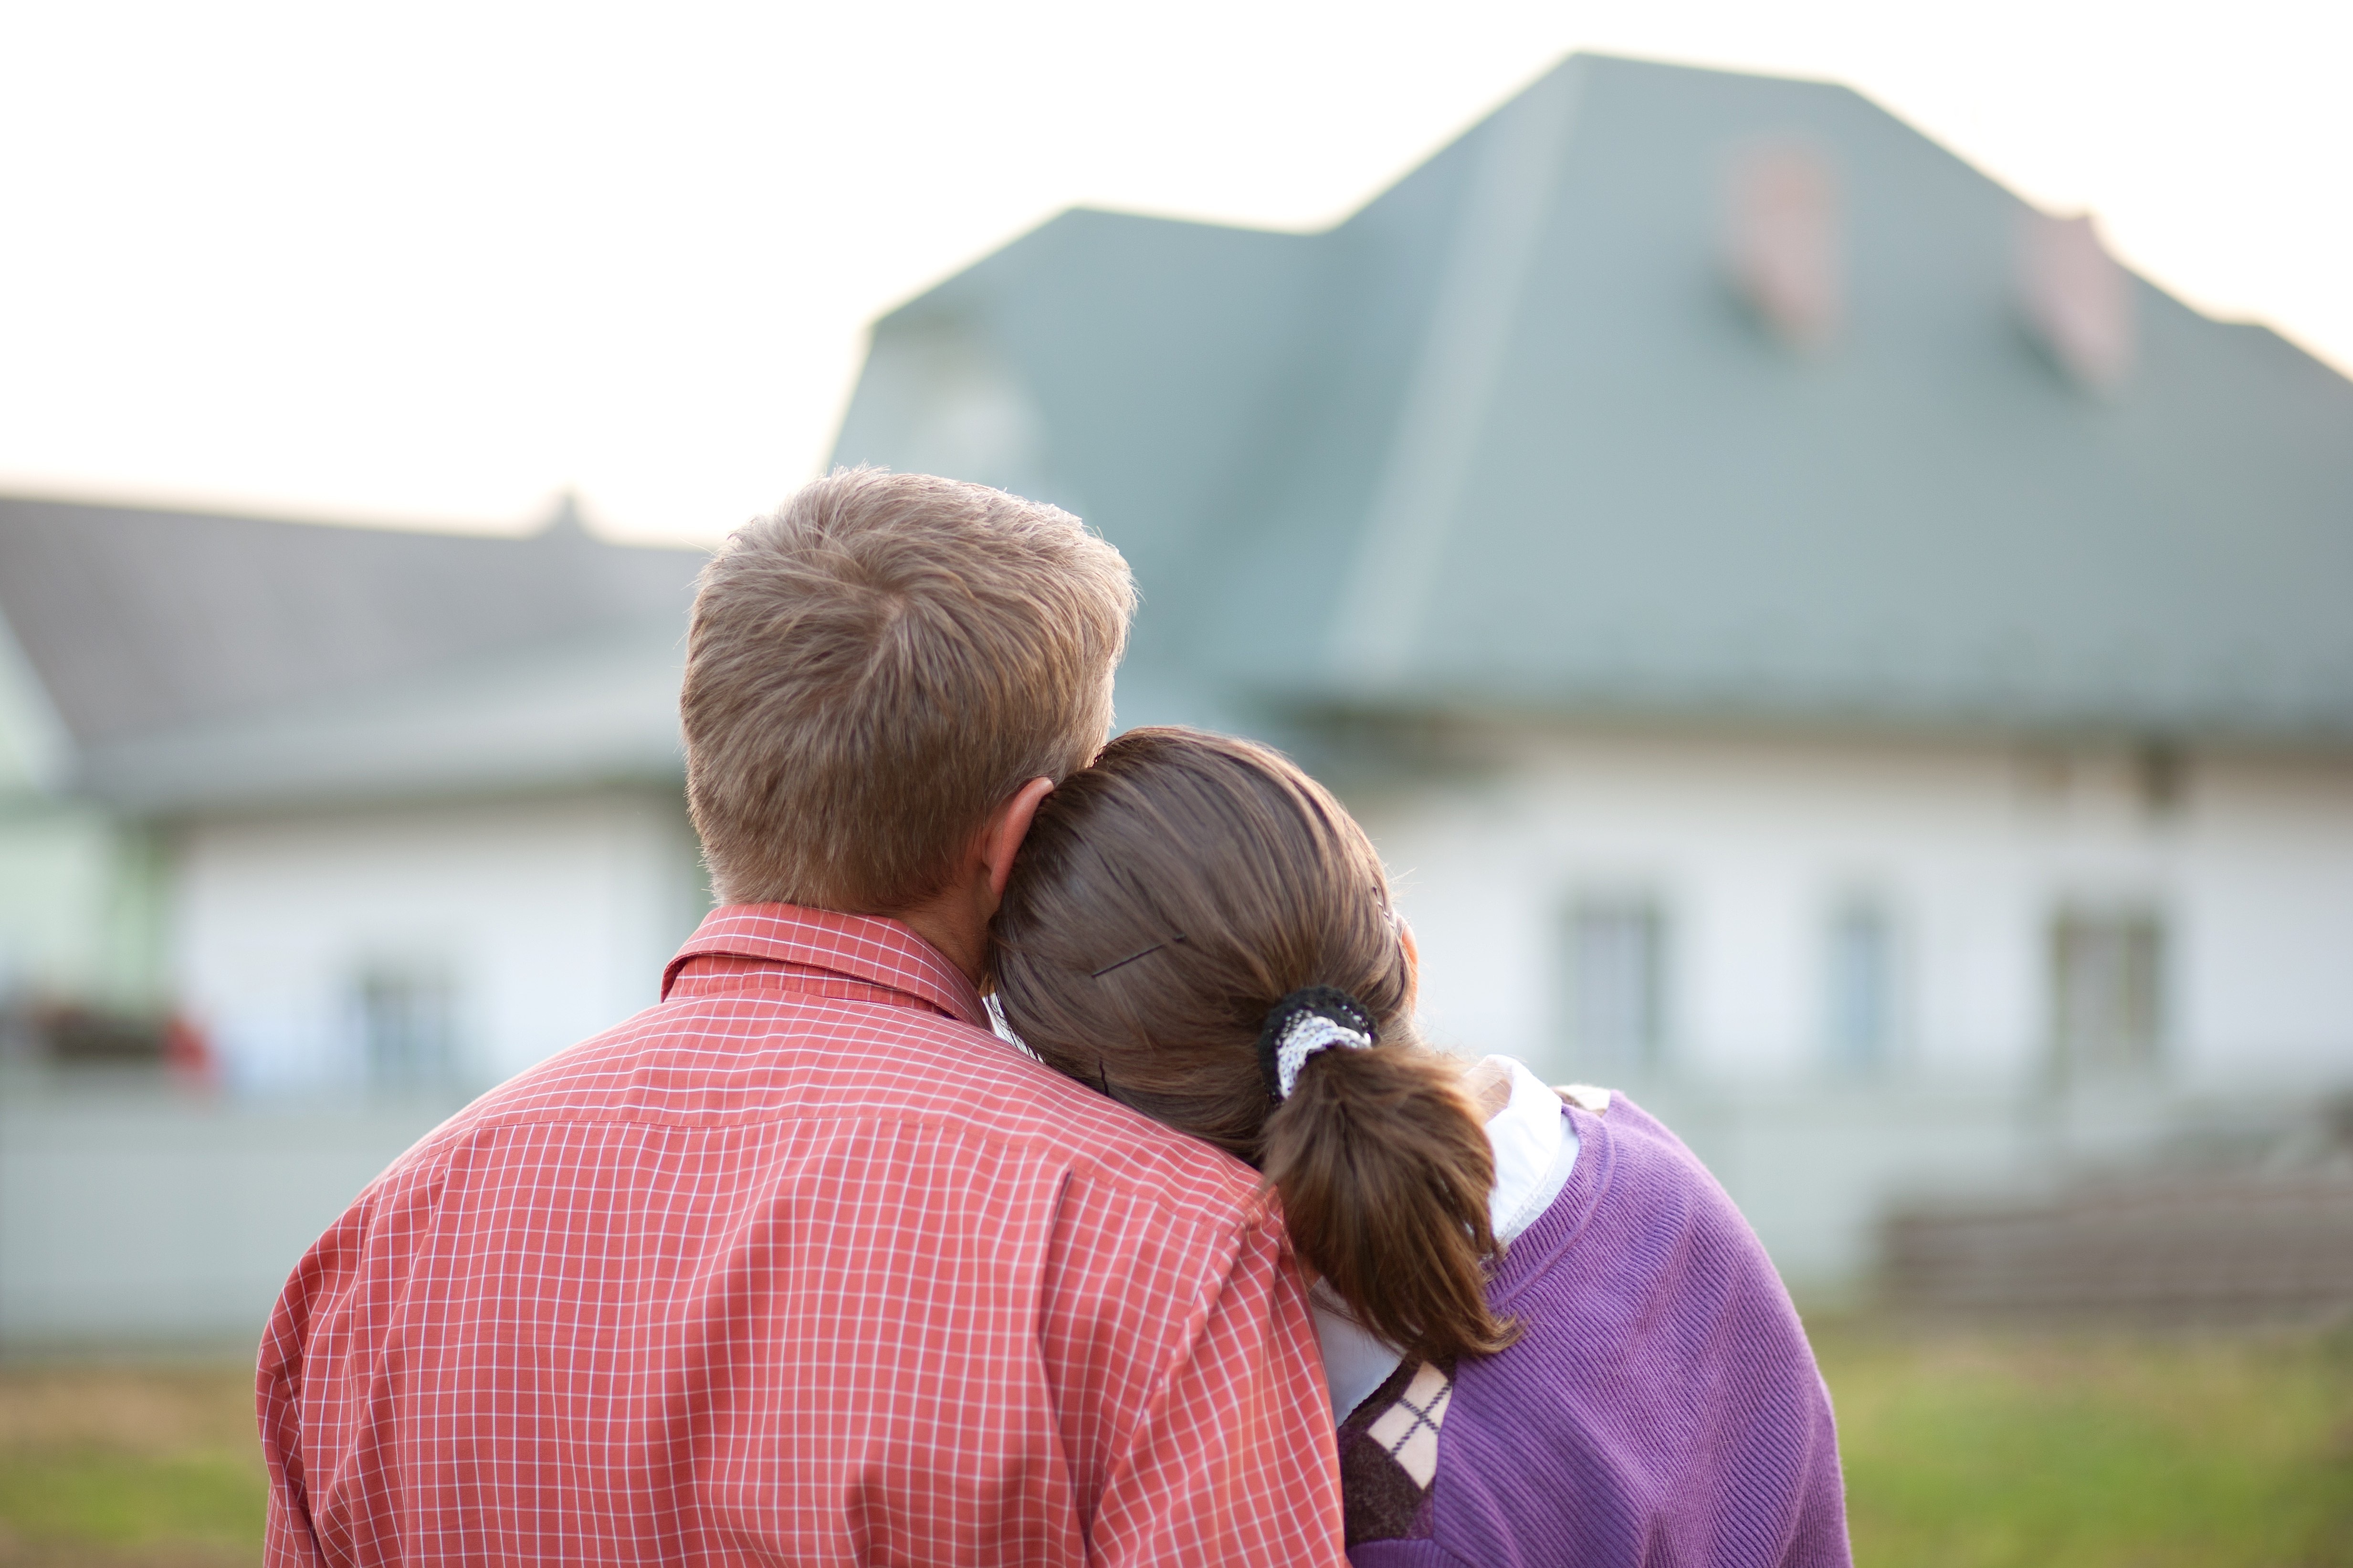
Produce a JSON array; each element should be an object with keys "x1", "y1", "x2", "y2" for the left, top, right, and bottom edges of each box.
[
  {"x1": 256, "y1": 1206, "x2": 360, "y2": 1568},
  {"x1": 1086, "y1": 1213, "x2": 1348, "y2": 1567}
]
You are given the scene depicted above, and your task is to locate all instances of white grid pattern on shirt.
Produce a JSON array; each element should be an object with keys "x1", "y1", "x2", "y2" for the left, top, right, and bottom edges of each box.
[{"x1": 259, "y1": 904, "x2": 1345, "y2": 1566}]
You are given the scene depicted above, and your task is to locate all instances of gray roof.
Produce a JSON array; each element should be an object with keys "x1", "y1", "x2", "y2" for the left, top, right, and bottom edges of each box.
[
  {"x1": 0, "y1": 494, "x2": 704, "y2": 808},
  {"x1": 74, "y1": 619, "x2": 693, "y2": 813},
  {"x1": 832, "y1": 53, "x2": 2353, "y2": 746}
]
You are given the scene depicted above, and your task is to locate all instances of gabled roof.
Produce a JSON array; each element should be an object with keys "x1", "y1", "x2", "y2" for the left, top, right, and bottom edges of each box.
[
  {"x1": 0, "y1": 494, "x2": 704, "y2": 808},
  {"x1": 831, "y1": 53, "x2": 2353, "y2": 745}
]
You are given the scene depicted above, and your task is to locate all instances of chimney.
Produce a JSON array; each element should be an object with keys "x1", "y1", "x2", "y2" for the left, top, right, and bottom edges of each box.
[
  {"x1": 2017, "y1": 211, "x2": 2135, "y2": 392},
  {"x1": 1726, "y1": 142, "x2": 1843, "y2": 351}
]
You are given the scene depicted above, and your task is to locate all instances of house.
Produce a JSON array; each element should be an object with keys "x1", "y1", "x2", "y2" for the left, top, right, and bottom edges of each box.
[
  {"x1": 828, "y1": 53, "x2": 2353, "y2": 1286},
  {"x1": 5, "y1": 51, "x2": 2349, "y2": 1337},
  {"x1": 0, "y1": 493, "x2": 717, "y2": 1344},
  {"x1": 0, "y1": 493, "x2": 712, "y2": 1092}
]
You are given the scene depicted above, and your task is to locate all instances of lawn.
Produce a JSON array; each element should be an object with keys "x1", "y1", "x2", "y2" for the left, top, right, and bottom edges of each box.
[
  {"x1": 0, "y1": 1323, "x2": 2347, "y2": 1565},
  {"x1": 1819, "y1": 1318, "x2": 2353, "y2": 1568},
  {"x1": 0, "y1": 1364, "x2": 262, "y2": 1566}
]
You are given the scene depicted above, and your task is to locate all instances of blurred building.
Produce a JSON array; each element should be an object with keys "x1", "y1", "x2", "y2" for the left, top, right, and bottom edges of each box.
[
  {"x1": 4, "y1": 52, "x2": 2347, "y2": 1340},
  {"x1": 0, "y1": 495, "x2": 707, "y2": 1344},
  {"x1": 830, "y1": 53, "x2": 2353, "y2": 1288},
  {"x1": 0, "y1": 493, "x2": 708, "y2": 1090}
]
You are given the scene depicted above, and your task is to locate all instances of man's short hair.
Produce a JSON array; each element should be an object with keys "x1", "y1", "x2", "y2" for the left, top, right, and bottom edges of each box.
[{"x1": 683, "y1": 468, "x2": 1135, "y2": 912}]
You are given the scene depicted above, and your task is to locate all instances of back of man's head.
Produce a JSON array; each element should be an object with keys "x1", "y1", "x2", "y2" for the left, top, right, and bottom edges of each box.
[{"x1": 683, "y1": 469, "x2": 1135, "y2": 914}]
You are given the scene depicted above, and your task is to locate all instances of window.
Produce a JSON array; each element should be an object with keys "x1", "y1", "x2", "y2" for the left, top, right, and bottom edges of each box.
[
  {"x1": 2049, "y1": 909, "x2": 2164, "y2": 1077},
  {"x1": 357, "y1": 966, "x2": 458, "y2": 1088},
  {"x1": 1825, "y1": 900, "x2": 1897, "y2": 1074},
  {"x1": 1565, "y1": 899, "x2": 1667, "y2": 1074}
]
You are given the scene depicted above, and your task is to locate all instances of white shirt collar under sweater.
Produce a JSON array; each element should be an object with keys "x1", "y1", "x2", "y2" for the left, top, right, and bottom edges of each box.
[{"x1": 1312, "y1": 1056, "x2": 1581, "y2": 1422}]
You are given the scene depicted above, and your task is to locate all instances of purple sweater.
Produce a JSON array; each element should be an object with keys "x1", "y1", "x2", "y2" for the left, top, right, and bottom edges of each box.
[{"x1": 1341, "y1": 1095, "x2": 1850, "y2": 1568}]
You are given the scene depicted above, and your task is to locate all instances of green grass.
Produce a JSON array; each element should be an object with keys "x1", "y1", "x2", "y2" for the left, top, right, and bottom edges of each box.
[
  {"x1": 0, "y1": 1365, "x2": 264, "y2": 1566},
  {"x1": 0, "y1": 1328, "x2": 2347, "y2": 1564},
  {"x1": 0, "y1": 1453, "x2": 262, "y2": 1558},
  {"x1": 1816, "y1": 1320, "x2": 2353, "y2": 1567}
]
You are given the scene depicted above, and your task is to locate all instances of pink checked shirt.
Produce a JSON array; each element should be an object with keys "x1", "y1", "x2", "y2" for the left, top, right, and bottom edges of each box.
[{"x1": 258, "y1": 906, "x2": 1345, "y2": 1566}]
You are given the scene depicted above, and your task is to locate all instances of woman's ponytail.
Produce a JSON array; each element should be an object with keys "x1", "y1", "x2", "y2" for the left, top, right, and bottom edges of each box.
[
  {"x1": 990, "y1": 726, "x2": 1522, "y2": 1365},
  {"x1": 1264, "y1": 1042, "x2": 1518, "y2": 1364}
]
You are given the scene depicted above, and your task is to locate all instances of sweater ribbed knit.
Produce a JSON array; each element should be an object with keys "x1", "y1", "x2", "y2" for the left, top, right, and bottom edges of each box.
[{"x1": 1348, "y1": 1094, "x2": 1850, "y2": 1568}]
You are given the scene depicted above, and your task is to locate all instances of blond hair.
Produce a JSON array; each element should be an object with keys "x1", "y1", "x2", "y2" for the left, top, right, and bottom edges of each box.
[
  {"x1": 992, "y1": 728, "x2": 1516, "y2": 1365},
  {"x1": 684, "y1": 469, "x2": 1134, "y2": 911}
]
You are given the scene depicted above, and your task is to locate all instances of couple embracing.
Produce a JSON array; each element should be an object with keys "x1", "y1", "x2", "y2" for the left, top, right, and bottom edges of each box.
[{"x1": 259, "y1": 471, "x2": 1848, "y2": 1566}]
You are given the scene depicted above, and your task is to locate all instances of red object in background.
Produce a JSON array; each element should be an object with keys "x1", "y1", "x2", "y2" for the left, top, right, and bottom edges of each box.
[{"x1": 163, "y1": 1013, "x2": 217, "y2": 1086}]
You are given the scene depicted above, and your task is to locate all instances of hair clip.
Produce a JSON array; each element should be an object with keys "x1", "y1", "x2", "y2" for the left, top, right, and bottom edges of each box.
[
  {"x1": 1090, "y1": 932, "x2": 1187, "y2": 979},
  {"x1": 1255, "y1": 986, "x2": 1376, "y2": 1103}
]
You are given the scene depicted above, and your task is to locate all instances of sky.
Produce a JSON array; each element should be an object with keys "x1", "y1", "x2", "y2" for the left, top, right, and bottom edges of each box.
[{"x1": 1, "y1": 0, "x2": 2346, "y2": 544}]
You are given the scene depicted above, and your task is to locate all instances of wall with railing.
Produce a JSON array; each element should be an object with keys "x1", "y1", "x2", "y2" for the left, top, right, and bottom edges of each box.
[{"x1": 0, "y1": 1070, "x2": 462, "y2": 1351}]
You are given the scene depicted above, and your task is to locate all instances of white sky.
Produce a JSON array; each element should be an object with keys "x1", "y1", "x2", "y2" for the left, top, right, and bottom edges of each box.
[{"x1": 1, "y1": 1, "x2": 2345, "y2": 544}]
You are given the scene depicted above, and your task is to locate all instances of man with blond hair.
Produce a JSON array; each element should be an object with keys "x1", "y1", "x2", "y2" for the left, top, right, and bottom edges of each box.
[{"x1": 257, "y1": 471, "x2": 1346, "y2": 1565}]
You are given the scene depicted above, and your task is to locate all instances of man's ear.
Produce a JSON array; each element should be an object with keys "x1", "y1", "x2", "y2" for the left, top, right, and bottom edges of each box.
[
  {"x1": 1397, "y1": 916, "x2": 1421, "y2": 1017},
  {"x1": 981, "y1": 777, "x2": 1056, "y2": 905}
]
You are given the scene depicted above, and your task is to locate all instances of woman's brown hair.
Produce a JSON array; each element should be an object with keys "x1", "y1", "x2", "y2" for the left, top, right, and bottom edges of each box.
[{"x1": 991, "y1": 726, "x2": 1516, "y2": 1365}]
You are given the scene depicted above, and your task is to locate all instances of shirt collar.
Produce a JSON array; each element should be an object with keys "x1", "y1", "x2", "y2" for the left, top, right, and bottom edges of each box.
[
  {"x1": 663, "y1": 904, "x2": 988, "y2": 1029},
  {"x1": 1480, "y1": 1056, "x2": 1579, "y2": 1245}
]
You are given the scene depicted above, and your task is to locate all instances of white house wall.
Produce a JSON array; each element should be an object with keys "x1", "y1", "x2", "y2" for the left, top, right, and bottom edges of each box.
[
  {"x1": 2176, "y1": 755, "x2": 2353, "y2": 1078},
  {"x1": 1349, "y1": 726, "x2": 2353, "y2": 1288},
  {"x1": 1357, "y1": 727, "x2": 2353, "y2": 1093},
  {"x1": 172, "y1": 787, "x2": 709, "y2": 1091}
]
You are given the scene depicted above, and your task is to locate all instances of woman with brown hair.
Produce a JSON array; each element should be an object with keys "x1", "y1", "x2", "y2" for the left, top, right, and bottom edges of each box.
[{"x1": 991, "y1": 727, "x2": 1849, "y2": 1566}]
